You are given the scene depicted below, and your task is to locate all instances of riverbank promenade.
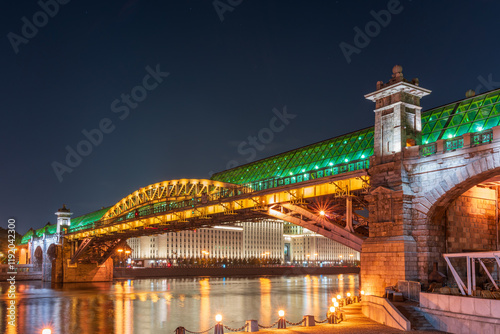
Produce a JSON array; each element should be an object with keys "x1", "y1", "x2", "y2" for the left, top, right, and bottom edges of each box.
[{"x1": 247, "y1": 304, "x2": 444, "y2": 334}]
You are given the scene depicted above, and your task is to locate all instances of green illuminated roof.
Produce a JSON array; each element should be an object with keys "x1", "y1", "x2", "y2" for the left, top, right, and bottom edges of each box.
[
  {"x1": 212, "y1": 88, "x2": 500, "y2": 185},
  {"x1": 69, "y1": 207, "x2": 110, "y2": 233},
  {"x1": 20, "y1": 229, "x2": 34, "y2": 244},
  {"x1": 422, "y1": 90, "x2": 500, "y2": 144},
  {"x1": 211, "y1": 127, "x2": 374, "y2": 184},
  {"x1": 19, "y1": 224, "x2": 58, "y2": 245}
]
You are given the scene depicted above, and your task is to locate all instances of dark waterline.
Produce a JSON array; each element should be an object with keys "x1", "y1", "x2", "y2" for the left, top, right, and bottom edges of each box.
[{"x1": 0, "y1": 274, "x2": 359, "y2": 334}]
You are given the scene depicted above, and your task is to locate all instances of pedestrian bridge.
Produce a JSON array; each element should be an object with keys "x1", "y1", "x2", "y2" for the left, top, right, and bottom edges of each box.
[{"x1": 19, "y1": 66, "x2": 500, "y2": 296}]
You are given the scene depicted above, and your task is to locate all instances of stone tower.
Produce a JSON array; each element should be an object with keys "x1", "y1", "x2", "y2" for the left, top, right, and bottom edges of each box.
[
  {"x1": 55, "y1": 204, "x2": 72, "y2": 235},
  {"x1": 365, "y1": 65, "x2": 431, "y2": 163},
  {"x1": 361, "y1": 66, "x2": 431, "y2": 296}
]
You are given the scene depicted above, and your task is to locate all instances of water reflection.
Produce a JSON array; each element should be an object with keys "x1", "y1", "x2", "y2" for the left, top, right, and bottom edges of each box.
[{"x1": 0, "y1": 274, "x2": 359, "y2": 334}]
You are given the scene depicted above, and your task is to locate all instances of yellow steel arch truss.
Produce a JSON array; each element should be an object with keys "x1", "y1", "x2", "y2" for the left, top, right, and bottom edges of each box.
[
  {"x1": 68, "y1": 172, "x2": 370, "y2": 242},
  {"x1": 103, "y1": 179, "x2": 239, "y2": 219}
]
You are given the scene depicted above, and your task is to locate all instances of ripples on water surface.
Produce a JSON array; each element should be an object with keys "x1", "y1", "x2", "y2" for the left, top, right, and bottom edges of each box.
[{"x1": 0, "y1": 274, "x2": 359, "y2": 334}]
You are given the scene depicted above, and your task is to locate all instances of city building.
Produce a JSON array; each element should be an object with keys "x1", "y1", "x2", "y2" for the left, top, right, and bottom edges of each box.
[{"x1": 128, "y1": 220, "x2": 359, "y2": 267}]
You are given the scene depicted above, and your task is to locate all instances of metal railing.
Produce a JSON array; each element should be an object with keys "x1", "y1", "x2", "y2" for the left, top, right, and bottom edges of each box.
[
  {"x1": 420, "y1": 128, "x2": 495, "y2": 157},
  {"x1": 397, "y1": 280, "x2": 421, "y2": 302},
  {"x1": 444, "y1": 137, "x2": 464, "y2": 152}
]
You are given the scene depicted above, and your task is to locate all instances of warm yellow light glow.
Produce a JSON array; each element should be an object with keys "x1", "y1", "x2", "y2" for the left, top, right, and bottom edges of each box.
[
  {"x1": 125, "y1": 250, "x2": 131, "y2": 254},
  {"x1": 306, "y1": 254, "x2": 310, "y2": 257},
  {"x1": 334, "y1": 302, "x2": 339, "y2": 307},
  {"x1": 332, "y1": 297, "x2": 336, "y2": 303},
  {"x1": 278, "y1": 310, "x2": 285, "y2": 317},
  {"x1": 347, "y1": 292, "x2": 351, "y2": 297},
  {"x1": 329, "y1": 306, "x2": 335, "y2": 313},
  {"x1": 42, "y1": 329, "x2": 52, "y2": 334},
  {"x1": 319, "y1": 210, "x2": 325, "y2": 216},
  {"x1": 337, "y1": 294, "x2": 341, "y2": 299},
  {"x1": 339, "y1": 255, "x2": 343, "y2": 258},
  {"x1": 117, "y1": 249, "x2": 124, "y2": 253},
  {"x1": 215, "y1": 314, "x2": 222, "y2": 322},
  {"x1": 361, "y1": 290, "x2": 365, "y2": 295},
  {"x1": 349, "y1": 254, "x2": 353, "y2": 257}
]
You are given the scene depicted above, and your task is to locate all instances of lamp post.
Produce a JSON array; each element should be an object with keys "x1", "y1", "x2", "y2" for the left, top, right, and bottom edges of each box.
[
  {"x1": 214, "y1": 314, "x2": 223, "y2": 334},
  {"x1": 277, "y1": 310, "x2": 286, "y2": 329},
  {"x1": 117, "y1": 249, "x2": 124, "y2": 268}
]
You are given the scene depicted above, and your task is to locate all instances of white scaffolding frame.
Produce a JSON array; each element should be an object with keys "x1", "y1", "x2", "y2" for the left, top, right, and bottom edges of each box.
[{"x1": 443, "y1": 251, "x2": 500, "y2": 296}]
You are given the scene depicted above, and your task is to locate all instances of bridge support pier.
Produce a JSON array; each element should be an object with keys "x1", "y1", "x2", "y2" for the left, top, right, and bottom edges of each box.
[{"x1": 47, "y1": 239, "x2": 114, "y2": 283}]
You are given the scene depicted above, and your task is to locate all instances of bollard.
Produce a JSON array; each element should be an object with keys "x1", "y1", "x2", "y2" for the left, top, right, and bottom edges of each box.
[
  {"x1": 277, "y1": 318, "x2": 286, "y2": 329},
  {"x1": 245, "y1": 320, "x2": 258, "y2": 332},
  {"x1": 214, "y1": 323, "x2": 224, "y2": 334},
  {"x1": 175, "y1": 327, "x2": 186, "y2": 334},
  {"x1": 303, "y1": 315, "x2": 315, "y2": 327},
  {"x1": 277, "y1": 310, "x2": 286, "y2": 329}
]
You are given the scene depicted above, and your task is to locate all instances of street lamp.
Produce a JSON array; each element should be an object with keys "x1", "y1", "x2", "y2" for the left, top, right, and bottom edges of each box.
[
  {"x1": 117, "y1": 249, "x2": 124, "y2": 268},
  {"x1": 319, "y1": 210, "x2": 325, "y2": 216}
]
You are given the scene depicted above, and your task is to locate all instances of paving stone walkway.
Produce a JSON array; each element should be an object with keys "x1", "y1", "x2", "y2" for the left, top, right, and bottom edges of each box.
[{"x1": 252, "y1": 304, "x2": 447, "y2": 334}]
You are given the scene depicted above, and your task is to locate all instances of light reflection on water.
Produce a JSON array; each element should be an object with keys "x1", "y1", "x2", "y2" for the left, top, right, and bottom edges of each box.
[{"x1": 0, "y1": 274, "x2": 358, "y2": 334}]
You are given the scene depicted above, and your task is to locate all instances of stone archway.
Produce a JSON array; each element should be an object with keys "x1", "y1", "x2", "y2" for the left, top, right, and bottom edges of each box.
[
  {"x1": 47, "y1": 244, "x2": 57, "y2": 262},
  {"x1": 412, "y1": 156, "x2": 500, "y2": 284},
  {"x1": 34, "y1": 246, "x2": 43, "y2": 270}
]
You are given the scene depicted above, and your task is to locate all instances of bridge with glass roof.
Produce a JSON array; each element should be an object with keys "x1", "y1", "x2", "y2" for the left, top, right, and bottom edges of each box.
[{"x1": 19, "y1": 67, "x2": 500, "y2": 289}]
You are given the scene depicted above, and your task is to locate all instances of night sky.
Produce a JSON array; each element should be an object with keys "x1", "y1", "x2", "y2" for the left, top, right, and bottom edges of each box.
[{"x1": 2, "y1": 0, "x2": 500, "y2": 234}]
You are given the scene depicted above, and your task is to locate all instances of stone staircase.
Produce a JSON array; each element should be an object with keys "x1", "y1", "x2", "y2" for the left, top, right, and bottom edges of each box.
[{"x1": 395, "y1": 303, "x2": 436, "y2": 331}]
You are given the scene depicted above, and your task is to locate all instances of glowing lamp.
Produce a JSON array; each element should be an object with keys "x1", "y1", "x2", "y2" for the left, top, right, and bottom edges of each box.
[
  {"x1": 332, "y1": 297, "x2": 336, "y2": 303},
  {"x1": 278, "y1": 310, "x2": 285, "y2": 317},
  {"x1": 329, "y1": 306, "x2": 335, "y2": 313},
  {"x1": 347, "y1": 292, "x2": 351, "y2": 297},
  {"x1": 334, "y1": 302, "x2": 339, "y2": 308},
  {"x1": 215, "y1": 314, "x2": 222, "y2": 323},
  {"x1": 361, "y1": 290, "x2": 365, "y2": 295},
  {"x1": 42, "y1": 329, "x2": 52, "y2": 334},
  {"x1": 319, "y1": 210, "x2": 325, "y2": 216},
  {"x1": 337, "y1": 294, "x2": 341, "y2": 300}
]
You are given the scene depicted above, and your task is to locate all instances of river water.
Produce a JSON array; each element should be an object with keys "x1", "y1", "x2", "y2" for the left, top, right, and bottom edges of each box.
[{"x1": 0, "y1": 274, "x2": 359, "y2": 334}]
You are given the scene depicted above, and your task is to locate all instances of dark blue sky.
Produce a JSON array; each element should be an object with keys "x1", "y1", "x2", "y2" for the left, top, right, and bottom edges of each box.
[{"x1": 2, "y1": 0, "x2": 499, "y2": 234}]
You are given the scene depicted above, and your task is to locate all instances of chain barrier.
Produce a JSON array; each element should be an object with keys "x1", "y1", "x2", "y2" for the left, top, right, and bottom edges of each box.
[
  {"x1": 285, "y1": 318, "x2": 305, "y2": 326},
  {"x1": 258, "y1": 319, "x2": 279, "y2": 329},
  {"x1": 183, "y1": 325, "x2": 216, "y2": 334},
  {"x1": 314, "y1": 318, "x2": 329, "y2": 323},
  {"x1": 223, "y1": 323, "x2": 248, "y2": 332}
]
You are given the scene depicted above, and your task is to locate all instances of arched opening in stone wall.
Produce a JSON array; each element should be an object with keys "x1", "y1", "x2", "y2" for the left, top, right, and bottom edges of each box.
[
  {"x1": 424, "y1": 171, "x2": 500, "y2": 289},
  {"x1": 47, "y1": 244, "x2": 57, "y2": 262},
  {"x1": 34, "y1": 246, "x2": 43, "y2": 270}
]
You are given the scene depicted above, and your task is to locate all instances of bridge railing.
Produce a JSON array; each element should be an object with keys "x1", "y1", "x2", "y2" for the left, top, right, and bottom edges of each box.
[
  {"x1": 397, "y1": 280, "x2": 421, "y2": 302},
  {"x1": 420, "y1": 128, "x2": 494, "y2": 158}
]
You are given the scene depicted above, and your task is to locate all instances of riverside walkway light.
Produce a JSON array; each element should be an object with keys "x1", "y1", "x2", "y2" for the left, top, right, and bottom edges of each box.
[{"x1": 277, "y1": 310, "x2": 286, "y2": 329}]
